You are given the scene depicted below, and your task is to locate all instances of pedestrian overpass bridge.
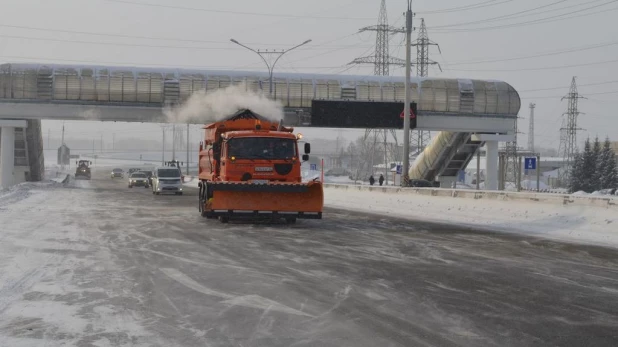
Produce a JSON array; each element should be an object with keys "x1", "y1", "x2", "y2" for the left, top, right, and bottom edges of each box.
[{"x1": 0, "y1": 63, "x2": 520, "y2": 189}]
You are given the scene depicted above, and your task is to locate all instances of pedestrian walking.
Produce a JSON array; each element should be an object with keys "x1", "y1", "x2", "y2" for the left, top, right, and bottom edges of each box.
[
  {"x1": 369, "y1": 175, "x2": 375, "y2": 186},
  {"x1": 379, "y1": 174, "x2": 384, "y2": 186}
]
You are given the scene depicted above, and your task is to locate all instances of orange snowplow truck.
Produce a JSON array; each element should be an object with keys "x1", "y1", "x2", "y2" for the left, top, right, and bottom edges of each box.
[{"x1": 197, "y1": 109, "x2": 323, "y2": 223}]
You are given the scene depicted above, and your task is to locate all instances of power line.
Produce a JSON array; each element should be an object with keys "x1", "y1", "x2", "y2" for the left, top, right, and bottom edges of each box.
[
  {"x1": 0, "y1": 55, "x2": 353, "y2": 71},
  {"x1": 0, "y1": 23, "x2": 359, "y2": 47},
  {"x1": 0, "y1": 33, "x2": 374, "y2": 51},
  {"x1": 518, "y1": 80, "x2": 618, "y2": 93},
  {"x1": 102, "y1": 0, "x2": 374, "y2": 20},
  {"x1": 440, "y1": 40, "x2": 618, "y2": 66},
  {"x1": 429, "y1": 0, "x2": 570, "y2": 28},
  {"x1": 444, "y1": 58, "x2": 618, "y2": 72},
  {"x1": 430, "y1": 0, "x2": 618, "y2": 33},
  {"x1": 417, "y1": 0, "x2": 513, "y2": 14},
  {"x1": 520, "y1": 90, "x2": 618, "y2": 99}
]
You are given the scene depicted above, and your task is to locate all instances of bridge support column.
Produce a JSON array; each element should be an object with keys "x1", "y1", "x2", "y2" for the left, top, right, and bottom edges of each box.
[
  {"x1": 0, "y1": 120, "x2": 28, "y2": 188},
  {"x1": 485, "y1": 141, "x2": 499, "y2": 190}
]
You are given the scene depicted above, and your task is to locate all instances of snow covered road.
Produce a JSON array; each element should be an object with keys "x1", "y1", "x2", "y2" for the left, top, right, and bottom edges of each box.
[{"x1": 1, "y1": 171, "x2": 618, "y2": 346}]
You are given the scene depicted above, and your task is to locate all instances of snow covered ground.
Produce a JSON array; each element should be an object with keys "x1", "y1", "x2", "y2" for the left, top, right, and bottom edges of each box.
[
  {"x1": 0, "y1": 180, "x2": 161, "y2": 346},
  {"x1": 325, "y1": 186, "x2": 618, "y2": 249}
]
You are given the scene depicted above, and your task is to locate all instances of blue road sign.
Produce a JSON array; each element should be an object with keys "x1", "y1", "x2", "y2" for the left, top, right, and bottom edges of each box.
[
  {"x1": 524, "y1": 157, "x2": 537, "y2": 170},
  {"x1": 310, "y1": 164, "x2": 317, "y2": 171},
  {"x1": 396, "y1": 165, "x2": 402, "y2": 174}
]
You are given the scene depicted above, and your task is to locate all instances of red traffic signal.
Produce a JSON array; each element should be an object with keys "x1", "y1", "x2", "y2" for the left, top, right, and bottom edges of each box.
[{"x1": 400, "y1": 109, "x2": 416, "y2": 119}]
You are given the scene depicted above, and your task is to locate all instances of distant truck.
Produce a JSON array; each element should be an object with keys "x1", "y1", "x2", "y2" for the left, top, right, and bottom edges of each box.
[
  {"x1": 75, "y1": 160, "x2": 92, "y2": 180},
  {"x1": 197, "y1": 109, "x2": 323, "y2": 223}
]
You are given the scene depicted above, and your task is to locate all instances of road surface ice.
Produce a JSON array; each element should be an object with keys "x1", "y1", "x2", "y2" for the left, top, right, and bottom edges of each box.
[{"x1": 1, "y1": 170, "x2": 618, "y2": 346}]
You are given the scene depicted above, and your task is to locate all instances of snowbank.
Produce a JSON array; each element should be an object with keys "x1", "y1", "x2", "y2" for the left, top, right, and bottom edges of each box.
[
  {"x1": 183, "y1": 176, "x2": 199, "y2": 188},
  {"x1": 325, "y1": 185, "x2": 618, "y2": 249}
]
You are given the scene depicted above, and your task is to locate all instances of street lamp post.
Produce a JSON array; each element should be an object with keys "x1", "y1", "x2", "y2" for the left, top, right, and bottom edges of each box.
[{"x1": 230, "y1": 39, "x2": 312, "y2": 96}]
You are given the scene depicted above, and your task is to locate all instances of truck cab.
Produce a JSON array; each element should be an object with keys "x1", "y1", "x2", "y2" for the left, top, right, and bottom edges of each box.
[
  {"x1": 219, "y1": 132, "x2": 309, "y2": 183},
  {"x1": 75, "y1": 160, "x2": 92, "y2": 180}
]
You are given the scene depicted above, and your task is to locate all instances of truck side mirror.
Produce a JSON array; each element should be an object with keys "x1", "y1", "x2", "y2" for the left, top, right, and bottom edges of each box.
[
  {"x1": 302, "y1": 154, "x2": 309, "y2": 161},
  {"x1": 304, "y1": 143, "x2": 311, "y2": 154}
]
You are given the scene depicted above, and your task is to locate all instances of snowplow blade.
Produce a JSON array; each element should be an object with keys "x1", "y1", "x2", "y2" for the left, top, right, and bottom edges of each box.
[{"x1": 206, "y1": 181, "x2": 323, "y2": 219}]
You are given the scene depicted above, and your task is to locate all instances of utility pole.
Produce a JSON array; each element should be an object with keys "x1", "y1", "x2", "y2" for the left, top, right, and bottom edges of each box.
[
  {"x1": 172, "y1": 124, "x2": 176, "y2": 161},
  {"x1": 410, "y1": 18, "x2": 440, "y2": 154},
  {"x1": 347, "y1": 0, "x2": 405, "y2": 74},
  {"x1": 186, "y1": 123, "x2": 190, "y2": 176},
  {"x1": 402, "y1": 0, "x2": 413, "y2": 187},
  {"x1": 503, "y1": 115, "x2": 520, "y2": 188},
  {"x1": 161, "y1": 125, "x2": 166, "y2": 165},
  {"x1": 528, "y1": 103, "x2": 535, "y2": 152},
  {"x1": 112, "y1": 133, "x2": 115, "y2": 151},
  {"x1": 558, "y1": 77, "x2": 585, "y2": 185},
  {"x1": 348, "y1": 0, "x2": 405, "y2": 181}
]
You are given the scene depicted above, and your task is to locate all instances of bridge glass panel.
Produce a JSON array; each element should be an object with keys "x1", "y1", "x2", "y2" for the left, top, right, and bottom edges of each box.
[
  {"x1": 483, "y1": 82, "x2": 499, "y2": 114},
  {"x1": 136, "y1": 72, "x2": 163, "y2": 103},
  {"x1": 80, "y1": 69, "x2": 96, "y2": 101},
  {"x1": 245, "y1": 77, "x2": 261, "y2": 93},
  {"x1": 7, "y1": 71, "x2": 25, "y2": 99},
  {"x1": 288, "y1": 78, "x2": 302, "y2": 107},
  {"x1": 507, "y1": 85, "x2": 521, "y2": 115},
  {"x1": 53, "y1": 69, "x2": 68, "y2": 100},
  {"x1": 472, "y1": 81, "x2": 487, "y2": 114},
  {"x1": 496, "y1": 82, "x2": 510, "y2": 115},
  {"x1": 300, "y1": 79, "x2": 313, "y2": 107},
  {"x1": 356, "y1": 81, "x2": 369, "y2": 101},
  {"x1": 369, "y1": 81, "x2": 381, "y2": 101},
  {"x1": 36, "y1": 68, "x2": 53, "y2": 100},
  {"x1": 445, "y1": 80, "x2": 460, "y2": 112},
  {"x1": 180, "y1": 74, "x2": 206, "y2": 101},
  {"x1": 0, "y1": 66, "x2": 9, "y2": 98},
  {"x1": 381, "y1": 82, "x2": 395, "y2": 101},
  {"x1": 206, "y1": 75, "x2": 230, "y2": 92},
  {"x1": 95, "y1": 69, "x2": 110, "y2": 102},
  {"x1": 410, "y1": 82, "x2": 420, "y2": 105},
  {"x1": 420, "y1": 80, "x2": 436, "y2": 111},
  {"x1": 273, "y1": 78, "x2": 288, "y2": 106},
  {"x1": 394, "y1": 82, "x2": 405, "y2": 101}
]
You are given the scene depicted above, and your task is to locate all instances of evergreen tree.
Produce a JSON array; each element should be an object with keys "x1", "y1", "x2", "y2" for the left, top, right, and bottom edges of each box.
[
  {"x1": 599, "y1": 137, "x2": 618, "y2": 189},
  {"x1": 568, "y1": 150, "x2": 584, "y2": 192},
  {"x1": 581, "y1": 138, "x2": 596, "y2": 192},
  {"x1": 592, "y1": 136, "x2": 602, "y2": 191}
]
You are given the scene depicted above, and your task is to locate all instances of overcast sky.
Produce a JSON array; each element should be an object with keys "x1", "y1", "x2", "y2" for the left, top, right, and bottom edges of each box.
[{"x1": 1, "y1": 0, "x2": 617, "y2": 150}]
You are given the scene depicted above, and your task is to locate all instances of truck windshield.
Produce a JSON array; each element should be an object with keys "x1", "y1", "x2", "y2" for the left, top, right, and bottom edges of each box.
[
  {"x1": 158, "y1": 169, "x2": 180, "y2": 178},
  {"x1": 228, "y1": 138, "x2": 296, "y2": 160}
]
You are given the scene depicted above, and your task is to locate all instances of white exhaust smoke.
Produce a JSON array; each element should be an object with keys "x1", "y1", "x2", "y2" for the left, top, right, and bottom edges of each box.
[{"x1": 164, "y1": 82, "x2": 284, "y2": 124}]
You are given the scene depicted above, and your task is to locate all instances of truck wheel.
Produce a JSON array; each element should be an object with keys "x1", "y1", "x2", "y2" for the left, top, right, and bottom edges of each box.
[
  {"x1": 285, "y1": 217, "x2": 297, "y2": 224},
  {"x1": 219, "y1": 216, "x2": 229, "y2": 223},
  {"x1": 155, "y1": 191, "x2": 160, "y2": 195}
]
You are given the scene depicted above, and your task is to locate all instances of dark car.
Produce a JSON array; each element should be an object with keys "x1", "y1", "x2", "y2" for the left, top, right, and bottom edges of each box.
[{"x1": 111, "y1": 168, "x2": 124, "y2": 179}]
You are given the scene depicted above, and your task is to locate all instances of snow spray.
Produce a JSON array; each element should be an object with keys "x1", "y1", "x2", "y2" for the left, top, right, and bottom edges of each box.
[{"x1": 163, "y1": 82, "x2": 284, "y2": 124}]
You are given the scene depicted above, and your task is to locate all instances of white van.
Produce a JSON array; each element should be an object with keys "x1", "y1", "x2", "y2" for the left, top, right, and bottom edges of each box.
[{"x1": 152, "y1": 166, "x2": 183, "y2": 195}]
